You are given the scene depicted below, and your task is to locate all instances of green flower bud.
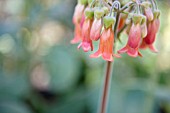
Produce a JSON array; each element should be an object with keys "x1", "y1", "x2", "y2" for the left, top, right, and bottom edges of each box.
[
  {"x1": 141, "y1": 1, "x2": 151, "y2": 8},
  {"x1": 132, "y1": 14, "x2": 143, "y2": 25},
  {"x1": 88, "y1": 0, "x2": 93, "y2": 4},
  {"x1": 85, "y1": 8, "x2": 94, "y2": 19},
  {"x1": 141, "y1": 15, "x2": 146, "y2": 25},
  {"x1": 94, "y1": 8, "x2": 104, "y2": 19},
  {"x1": 103, "y1": 16, "x2": 116, "y2": 29},
  {"x1": 102, "y1": 7, "x2": 109, "y2": 15},
  {"x1": 79, "y1": 0, "x2": 87, "y2": 5},
  {"x1": 153, "y1": 10, "x2": 160, "y2": 19}
]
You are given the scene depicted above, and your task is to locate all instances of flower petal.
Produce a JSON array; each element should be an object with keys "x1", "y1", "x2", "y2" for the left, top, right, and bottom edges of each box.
[{"x1": 149, "y1": 45, "x2": 158, "y2": 53}]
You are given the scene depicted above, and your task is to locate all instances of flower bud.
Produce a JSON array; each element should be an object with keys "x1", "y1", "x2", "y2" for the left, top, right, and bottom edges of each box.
[
  {"x1": 102, "y1": 7, "x2": 109, "y2": 15},
  {"x1": 94, "y1": 8, "x2": 104, "y2": 19},
  {"x1": 79, "y1": 0, "x2": 87, "y2": 5},
  {"x1": 88, "y1": 0, "x2": 93, "y2": 4},
  {"x1": 103, "y1": 16, "x2": 116, "y2": 29},
  {"x1": 132, "y1": 14, "x2": 143, "y2": 25},
  {"x1": 85, "y1": 8, "x2": 94, "y2": 19},
  {"x1": 141, "y1": 1, "x2": 151, "y2": 8},
  {"x1": 153, "y1": 10, "x2": 160, "y2": 19}
]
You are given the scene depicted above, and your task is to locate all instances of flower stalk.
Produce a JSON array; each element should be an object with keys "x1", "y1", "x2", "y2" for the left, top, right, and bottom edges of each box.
[{"x1": 71, "y1": 0, "x2": 161, "y2": 112}]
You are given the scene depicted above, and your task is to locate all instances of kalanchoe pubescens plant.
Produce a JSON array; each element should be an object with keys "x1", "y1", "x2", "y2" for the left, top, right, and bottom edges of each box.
[
  {"x1": 72, "y1": 0, "x2": 160, "y2": 60},
  {"x1": 71, "y1": 0, "x2": 160, "y2": 113}
]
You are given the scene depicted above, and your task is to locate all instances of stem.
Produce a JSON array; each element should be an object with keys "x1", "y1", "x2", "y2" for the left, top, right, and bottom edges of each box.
[
  {"x1": 99, "y1": 9, "x2": 120, "y2": 113},
  {"x1": 99, "y1": 61, "x2": 113, "y2": 113}
]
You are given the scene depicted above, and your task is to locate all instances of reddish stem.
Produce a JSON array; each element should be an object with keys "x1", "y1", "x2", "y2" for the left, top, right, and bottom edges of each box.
[{"x1": 99, "y1": 61, "x2": 112, "y2": 113}]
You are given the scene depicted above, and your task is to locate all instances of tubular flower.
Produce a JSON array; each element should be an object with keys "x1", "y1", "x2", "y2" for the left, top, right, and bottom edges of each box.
[
  {"x1": 90, "y1": 16, "x2": 120, "y2": 61},
  {"x1": 71, "y1": 2, "x2": 85, "y2": 44},
  {"x1": 90, "y1": 9, "x2": 104, "y2": 41},
  {"x1": 140, "y1": 10, "x2": 160, "y2": 52},
  {"x1": 118, "y1": 14, "x2": 143, "y2": 57},
  {"x1": 78, "y1": 8, "x2": 94, "y2": 52}
]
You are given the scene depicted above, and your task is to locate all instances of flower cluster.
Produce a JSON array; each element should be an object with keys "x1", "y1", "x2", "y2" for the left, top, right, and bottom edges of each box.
[{"x1": 71, "y1": 0, "x2": 160, "y2": 62}]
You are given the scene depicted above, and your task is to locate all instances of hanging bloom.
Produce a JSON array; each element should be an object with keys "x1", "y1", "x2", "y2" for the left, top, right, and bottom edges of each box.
[
  {"x1": 140, "y1": 10, "x2": 160, "y2": 52},
  {"x1": 71, "y1": 1, "x2": 86, "y2": 44},
  {"x1": 118, "y1": 14, "x2": 143, "y2": 57},
  {"x1": 90, "y1": 16, "x2": 120, "y2": 61},
  {"x1": 90, "y1": 8, "x2": 104, "y2": 41},
  {"x1": 78, "y1": 8, "x2": 94, "y2": 52}
]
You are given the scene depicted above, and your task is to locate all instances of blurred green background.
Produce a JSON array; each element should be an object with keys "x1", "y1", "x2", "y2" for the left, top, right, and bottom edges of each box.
[{"x1": 0, "y1": 0, "x2": 170, "y2": 113}]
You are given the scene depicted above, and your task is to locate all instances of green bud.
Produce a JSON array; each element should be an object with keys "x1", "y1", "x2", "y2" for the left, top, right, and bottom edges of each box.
[
  {"x1": 132, "y1": 14, "x2": 143, "y2": 25},
  {"x1": 141, "y1": 1, "x2": 151, "y2": 8},
  {"x1": 94, "y1": 8, "x2": 104, "y2": 19},
  {"x1": 102, "y1": 7, "x2": 109, "y2": 14},
  {"x1": 85, "y1": 8, "x2": 94, "y2": 19},
  {"x1": 103, "y1": 16, "x2": 116, "y2": 29},
  {"x1": 153, "y1": 10, "x2": 160, "y2": 19},
  {"x1": 141, "y1": 15, "x2": 146, "y2": 25},
  {"x1": 79, "y1": 0, "x2": 87, "y2": 5},
  {"x1": 88, "y1": 0, "x2": 93, "y2": 4}
]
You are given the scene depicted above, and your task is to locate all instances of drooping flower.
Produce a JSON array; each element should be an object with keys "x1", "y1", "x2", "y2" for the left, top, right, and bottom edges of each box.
[
  {"x1": 90, "y1": 16, "x2": 120, "y2": 61},
  {"x1": 90, "y1": 8, "x2": 104, "y2": 41},
  {"x1": 71, "y1": 1, "x2": 86, "y2": 44},
  {"x1": 118, "y1": 14, "x2": 143, "y2": 57},
  {"x1": 78, "y1": 8, "x2": 94, "y2": 52},
  {"x1": 140, "y1": 10, "x2": 160, "y2": 52}
]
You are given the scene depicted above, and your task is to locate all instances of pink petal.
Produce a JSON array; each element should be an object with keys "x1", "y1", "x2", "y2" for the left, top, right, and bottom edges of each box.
[
  {"x1": 149, "y1": 45, "x2": 158, "y2": 53},
  {"x1": 82, "y1": 42, "x2": 91, "y2": 52},
  {"x1": 118, "y1": 46, "x2": 128, "y2": 54},
  {"x1": 71, "y1": 36, "x2": 81, "y2": 44},
  {"x1": 102, "y1": 53, "x2": 113, "y2": 61},
  {"x1": 113, "y1": 54, "x2": 121, "y2": 58},
  {"x1": 90, "y1": 50, "x2": 102, "y2": 58},
  {"x1": 127, "y1": 48, "x2": 138, "y2": 57}
]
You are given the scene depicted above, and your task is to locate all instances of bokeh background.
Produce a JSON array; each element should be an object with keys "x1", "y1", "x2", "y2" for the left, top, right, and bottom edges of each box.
[{"x1": 0, "y1": 0, "x2": 170, "y2": 113}]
